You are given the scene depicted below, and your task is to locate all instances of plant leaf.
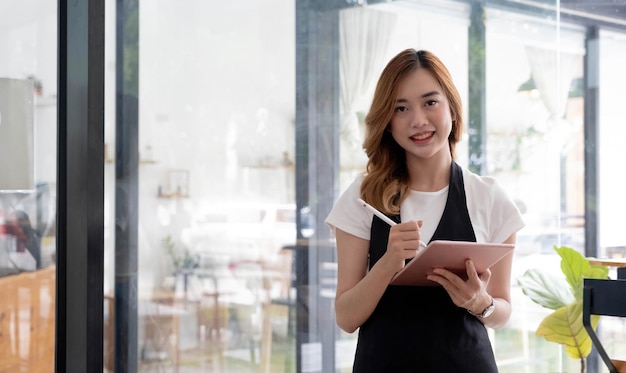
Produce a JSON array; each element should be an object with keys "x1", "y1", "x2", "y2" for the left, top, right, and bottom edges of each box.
[
  {"x1": 536, "y1": 301, "x2": 600, "y2": 359},
  {"x1": 554, "y1": 246, "x2": 589, "y2": 299},
  {"x1": 553, "y1": 246, "x2": 611, "y2": 300},
  {"x1": 520, "y1": 245, "x2": 609, "y2": 364},
  {"x1": 518, "y1": 268, "x2": 575, "y2": 310},
  {"x1": 585, "y1": 264, "x2": 610, "y2": 280}
]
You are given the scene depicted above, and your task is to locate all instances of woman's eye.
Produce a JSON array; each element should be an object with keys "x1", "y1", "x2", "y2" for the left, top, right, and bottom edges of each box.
[
  {"x1": 425, "y1": 100, "x2": 438, "y2": 106},
  {"x1": 395, "y1": 106, "x2": 408, "y2": 112}
]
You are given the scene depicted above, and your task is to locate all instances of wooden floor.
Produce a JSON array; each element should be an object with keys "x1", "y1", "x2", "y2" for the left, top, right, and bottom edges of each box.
[{"x1": 0, "y1": 267, "x2": 56, "y2": 373}]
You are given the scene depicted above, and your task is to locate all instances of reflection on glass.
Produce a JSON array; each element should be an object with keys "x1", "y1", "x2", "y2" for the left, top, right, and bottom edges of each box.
[
  {"x1": 0, "y1": 1, "x2": 58, "y2": 372},
  {"x1": 102, "y1": 1, "x2": 626, "y2": 372}
]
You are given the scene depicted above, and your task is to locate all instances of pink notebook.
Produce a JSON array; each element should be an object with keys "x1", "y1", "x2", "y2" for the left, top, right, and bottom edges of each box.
[{"x1": 389, "y1": 240, "x2": 514, "y2": 286}]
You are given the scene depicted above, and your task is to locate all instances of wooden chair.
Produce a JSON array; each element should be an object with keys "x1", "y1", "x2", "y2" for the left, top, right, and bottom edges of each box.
[
  {"x1": 196, "y1": 288, "x2": 229, "y2": 369},
  {"x1": 138, "y1": 293, "x2": 182, "y2": 373},
  {"x1": 583, "y1": 278, "x2": 626, "y2": 373},
  {"x1": 104, "y1": 292, "x2": 184, "y2": 373},
  {"x1": 260, "y1": 248, "x2": 295, "y2": 373}
]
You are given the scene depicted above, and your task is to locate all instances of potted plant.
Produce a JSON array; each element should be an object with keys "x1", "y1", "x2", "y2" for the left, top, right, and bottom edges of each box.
[
  {"x1": 162, "y1": 235, "x2": 200, "y2": 293},
  {"x1": 517, "y1": 246, "x2": 609, "y2": 373}
]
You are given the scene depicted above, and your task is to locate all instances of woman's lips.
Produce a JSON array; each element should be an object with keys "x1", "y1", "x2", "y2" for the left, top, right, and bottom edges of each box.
[{"x1": 410, "y1": 131, "x2": 435, "y2": 141}]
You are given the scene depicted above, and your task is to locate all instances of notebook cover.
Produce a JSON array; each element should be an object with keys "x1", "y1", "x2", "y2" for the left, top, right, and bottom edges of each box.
[{"x1": 389, "y1": 240, "x2": 514, "y2": 286}]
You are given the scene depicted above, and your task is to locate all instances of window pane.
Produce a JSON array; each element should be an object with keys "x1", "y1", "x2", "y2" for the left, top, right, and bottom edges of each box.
[
  {"x1": 485, "y1": 7, "x2": 587, "y2": 372},
  {"x1": 0, "y1": 1, "x2": 57, "y2": 372},
  {"x1": 105, "y1": 1, "x2": 298, "y2": 372},
  {"x1": 599, "y1": 30, "x2": 626, "y2": 256},
  {"x1": 103, "y1": 1, "x2": 626, "y2": 372}
]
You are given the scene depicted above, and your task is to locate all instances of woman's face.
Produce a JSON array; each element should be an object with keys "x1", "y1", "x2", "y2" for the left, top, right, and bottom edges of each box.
[{"x1": 389, "y1": 68, "x2": 454, "y2": 163}]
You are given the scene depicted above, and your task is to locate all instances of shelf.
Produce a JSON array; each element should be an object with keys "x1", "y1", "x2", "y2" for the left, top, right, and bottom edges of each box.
[
  {"x1": 244, "y1": 164, "x2": 294, "y2": 170},
  {"x1": 104, "y1": 159, "x2": 158, "y2": 164},
  {"x1": 157, "y1": 193, "x2": 189, "y2": 199}
]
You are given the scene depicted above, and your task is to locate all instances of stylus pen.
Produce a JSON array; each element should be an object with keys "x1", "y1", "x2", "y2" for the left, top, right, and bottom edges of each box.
[
  {"x1": 357, "y1": 198, "x2": 397, "y2": 226},
  {"x1": 357, "y1": 198, "x2": 427, "y2": 249}
]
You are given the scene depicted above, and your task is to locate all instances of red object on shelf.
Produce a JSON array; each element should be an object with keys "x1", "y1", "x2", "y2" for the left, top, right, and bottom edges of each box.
[{"x1": 0, "y1": 210, "x2": 6, "y2": 236}]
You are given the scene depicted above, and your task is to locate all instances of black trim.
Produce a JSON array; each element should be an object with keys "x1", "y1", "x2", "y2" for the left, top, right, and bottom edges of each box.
[
  {"x1": 56, "y1": 0, "x2": 105, "y2": 372},
  {"x1": 468, "y1": 2, "x2": 487, "y2": 175},
  {"x1": 583, "y1": 26, "x2": 599, "y2": 260},
  {"x1": 114, "y1": 0, "x2": 140, "y2": 371},
  {"x1": 583, "y1": 26, "x2": 601, "y2": 373},
  {"x1": 295, "y1": 2, "x2": 340, "y2": 372}
]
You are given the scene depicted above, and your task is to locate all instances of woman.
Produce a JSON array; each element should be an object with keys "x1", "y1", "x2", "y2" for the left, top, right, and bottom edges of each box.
[{"x1": 325, "y1": 49, "x2": 525, "y2": 372}]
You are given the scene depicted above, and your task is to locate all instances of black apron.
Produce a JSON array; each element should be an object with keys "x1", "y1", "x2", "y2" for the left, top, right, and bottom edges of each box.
[{"x1": 352, "y1": 162, "x2": 498, "y2": 373}]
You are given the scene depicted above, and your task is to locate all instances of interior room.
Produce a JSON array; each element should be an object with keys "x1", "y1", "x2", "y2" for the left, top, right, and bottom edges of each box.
[{"x1": 1, "y1": 0, "x2": 626, "y2": 372}]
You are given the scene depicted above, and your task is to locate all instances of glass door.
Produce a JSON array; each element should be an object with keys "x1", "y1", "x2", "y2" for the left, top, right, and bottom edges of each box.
[
  {"x1": 105, "y1": 1, "x2": 299, "y2": 372},
  {"x1": 0, "y1": 1, "x2": 58, "y2": 372},
  {"x1": 102, "y1": 1, "x2": 626, "y2": 373}
]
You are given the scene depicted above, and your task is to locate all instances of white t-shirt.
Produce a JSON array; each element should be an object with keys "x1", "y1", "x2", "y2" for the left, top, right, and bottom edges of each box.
[{"x1": 325, "y1": 166, "x2": 525, "y2": 244}]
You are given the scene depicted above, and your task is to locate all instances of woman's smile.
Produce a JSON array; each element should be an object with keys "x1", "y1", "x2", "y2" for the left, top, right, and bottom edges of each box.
[{"x1": 410, "y1": 131, "x2": 435, "y2": 142}]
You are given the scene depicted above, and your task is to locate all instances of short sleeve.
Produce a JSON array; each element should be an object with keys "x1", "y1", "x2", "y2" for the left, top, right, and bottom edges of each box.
[
  {"x1": 488, "y1": 179, "x2": 526, "y2": 243},
  {"x1": 463, "y1": 167, "x2": 525, "y2": 243},
  {"x1": 325, "y1": 175, "x2": 372, "y2": 240}
]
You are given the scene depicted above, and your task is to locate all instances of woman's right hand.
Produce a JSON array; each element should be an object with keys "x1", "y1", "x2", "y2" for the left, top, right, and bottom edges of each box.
[{"x1": 379, "y1": 220, "x2": 423, "y2": 274}]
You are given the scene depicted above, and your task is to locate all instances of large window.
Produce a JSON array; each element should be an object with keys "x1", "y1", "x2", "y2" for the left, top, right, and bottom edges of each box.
[{"x1": 4, "y1": 0, "x2": 624, "y2": 372}]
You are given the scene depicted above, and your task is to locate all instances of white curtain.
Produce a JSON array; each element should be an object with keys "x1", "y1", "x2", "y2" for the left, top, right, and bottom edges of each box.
[
  {"x1": 526, "y1": 46, "x2": 581, "y2": 160},
  {"x1": 339, "y1": 7, "x2": 397, "y2": 168},
  {"x1": 525, "y1": 46, "x2": 578, "y2": 125}
]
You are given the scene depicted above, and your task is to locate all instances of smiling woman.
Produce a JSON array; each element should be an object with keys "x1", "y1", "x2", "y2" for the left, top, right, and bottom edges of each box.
[
  {"x1": 326, "y1": 49, "x2": 525, "y2": 372},
  {"x1": 3, "y1": 0, "x2": 625, "y2": 371}
]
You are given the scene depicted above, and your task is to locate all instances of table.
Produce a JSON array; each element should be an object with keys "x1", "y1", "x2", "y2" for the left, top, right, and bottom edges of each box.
[{"x1": 587, "y1": 258, "x2": 626, "y2": 279}]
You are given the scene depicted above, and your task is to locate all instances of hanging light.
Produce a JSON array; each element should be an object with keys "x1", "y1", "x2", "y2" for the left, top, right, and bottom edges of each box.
[
  {"x1": 517, "y1": 76, "x2": 540, "y2": 99},
  {"x1": 568, "y1": 77, "x2": 583, "y2": 98}
]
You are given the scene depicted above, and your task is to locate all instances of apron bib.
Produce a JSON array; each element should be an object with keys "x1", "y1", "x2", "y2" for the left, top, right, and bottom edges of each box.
[{"x1": 353, "y1": 162, "x2": 498, "y2": 373}]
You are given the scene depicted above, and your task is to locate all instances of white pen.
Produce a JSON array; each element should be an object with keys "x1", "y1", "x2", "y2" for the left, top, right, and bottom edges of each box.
[
  {"x1": 357, "y1": 198, "x2": 397, "y2": 226},
  {"x1": 357, "y1": 198, "x2": 427, "y2": 249}
]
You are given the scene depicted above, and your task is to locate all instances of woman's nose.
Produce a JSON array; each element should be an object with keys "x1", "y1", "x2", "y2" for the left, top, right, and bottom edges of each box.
[{"x1": 410, "y1": 109, "x2": 426, "y2": 127}]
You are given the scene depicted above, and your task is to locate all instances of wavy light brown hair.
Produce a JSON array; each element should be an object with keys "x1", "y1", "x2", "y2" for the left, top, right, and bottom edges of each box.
[{"x1": 360, "y1": 49, "x2": 463, "y2": 215}]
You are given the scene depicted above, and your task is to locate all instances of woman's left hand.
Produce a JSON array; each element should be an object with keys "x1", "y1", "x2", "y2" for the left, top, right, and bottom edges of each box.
[{"x1": 426, "y1": 259, "x2": 491, "y2": 313}]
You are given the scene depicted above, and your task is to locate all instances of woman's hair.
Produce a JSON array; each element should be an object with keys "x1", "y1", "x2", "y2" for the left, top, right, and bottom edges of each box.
[{"x1": 360, "y1": 49, "x2": 463, "y2": 215}]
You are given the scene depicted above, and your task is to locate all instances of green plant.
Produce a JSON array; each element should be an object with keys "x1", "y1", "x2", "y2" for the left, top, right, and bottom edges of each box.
[
  {"x1": 517, "y1": 246, "x2": 609, "y2": 373},
  {"x1": 162, "y1": 235, "x2": 199, "y2": 274}
]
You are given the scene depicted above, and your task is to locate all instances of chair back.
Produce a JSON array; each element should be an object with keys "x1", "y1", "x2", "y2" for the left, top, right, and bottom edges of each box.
[{"x1": 583, "y1": 278, "x2": 626, "y2": 373}]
